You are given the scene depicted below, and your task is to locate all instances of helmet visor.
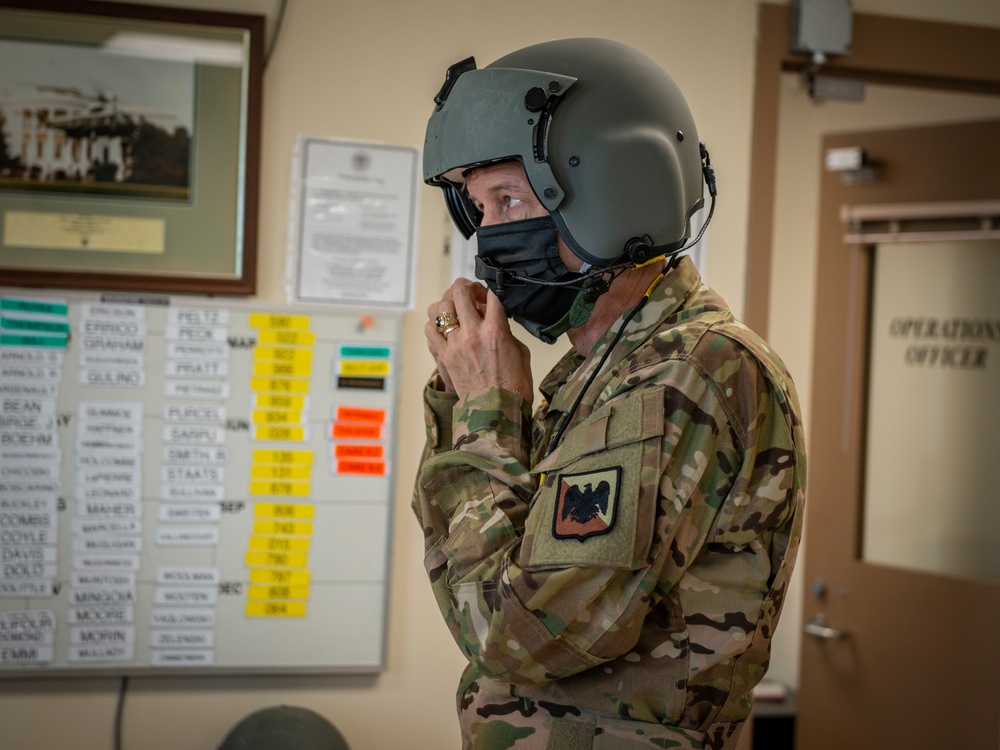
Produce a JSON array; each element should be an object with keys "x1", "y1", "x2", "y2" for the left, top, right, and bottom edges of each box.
[{"x1": 423, "y1": 65, "x2": 576, "y2": 214}]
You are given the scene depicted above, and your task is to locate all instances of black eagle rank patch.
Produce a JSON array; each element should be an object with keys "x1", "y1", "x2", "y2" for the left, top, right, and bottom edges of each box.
[{"x1": 552, "y1": 467, "x2": 622, "y2": 542}]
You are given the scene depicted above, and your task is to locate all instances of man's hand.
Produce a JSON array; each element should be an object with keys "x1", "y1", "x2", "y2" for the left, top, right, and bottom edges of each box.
[{"x1": 425, "y1": 278, "x2": 533, "y2": 404}]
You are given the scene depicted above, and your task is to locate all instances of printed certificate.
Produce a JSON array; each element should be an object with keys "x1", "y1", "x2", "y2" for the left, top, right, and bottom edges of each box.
[{"x1": 293, "y1": 138, "x2": 419, "y2": 309}]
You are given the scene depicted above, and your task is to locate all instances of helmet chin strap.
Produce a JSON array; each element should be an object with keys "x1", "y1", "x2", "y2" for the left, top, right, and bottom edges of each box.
[
  {"x1": 535, "y1": 291, "x2": 591, "y2": 342},
  {"x1": 533, "y1": 276, "x2": 609, "y2": 343}
]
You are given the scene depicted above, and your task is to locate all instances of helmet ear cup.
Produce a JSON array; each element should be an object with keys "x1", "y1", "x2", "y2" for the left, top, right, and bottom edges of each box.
[{"x1": 624, "y1": 236, "x2": 654, "y2": 264}]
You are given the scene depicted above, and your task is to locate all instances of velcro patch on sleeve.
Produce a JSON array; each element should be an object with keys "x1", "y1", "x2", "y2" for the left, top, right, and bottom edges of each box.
[
  {"x1": 521, "y1": 388, "x2": 664, "y2": 571},
  {"x1": 552, "y1": 467, "x2": 622, "y2": 542}
]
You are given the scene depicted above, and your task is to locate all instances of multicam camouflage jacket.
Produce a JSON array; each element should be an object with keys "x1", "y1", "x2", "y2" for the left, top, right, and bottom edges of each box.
[{"x1": 413, "y1": 256, "x2": 806, "y2": 750}]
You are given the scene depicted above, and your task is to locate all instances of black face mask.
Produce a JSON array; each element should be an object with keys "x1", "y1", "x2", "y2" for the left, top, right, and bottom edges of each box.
[{"x1": 474, "y1": 216, "x2": 587, "y2": 343}]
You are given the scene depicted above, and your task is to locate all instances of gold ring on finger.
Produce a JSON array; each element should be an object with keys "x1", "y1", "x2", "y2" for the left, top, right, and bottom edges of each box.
[{"x1": 435, "y1": 312, "x2": 459, "y2": 333}]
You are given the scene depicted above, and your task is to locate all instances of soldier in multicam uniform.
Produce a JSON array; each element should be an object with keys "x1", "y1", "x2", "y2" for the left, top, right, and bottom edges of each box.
[{"x1": 413, "y1": 39, "x2": 805, "y2": 750}]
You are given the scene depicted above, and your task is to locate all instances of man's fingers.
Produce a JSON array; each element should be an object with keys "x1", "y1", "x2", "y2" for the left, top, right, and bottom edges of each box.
[
  {"x1": 424, "y1": 319, "x2": 443, "y2": 353},
  {"x1": 484, "y1": 289, "x2": 511, "y2": 331},
  {"x1": 451, "y1": 280, "x2": 484, "y2": 324},
  {"x1": 471, "y1": 282, "x2": 489, "y2": 315}
]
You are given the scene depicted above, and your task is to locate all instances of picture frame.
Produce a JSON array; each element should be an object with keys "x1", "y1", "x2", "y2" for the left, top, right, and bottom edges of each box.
[{"x1": 0, "y1": 0, "x2": 263, "y2": 295}]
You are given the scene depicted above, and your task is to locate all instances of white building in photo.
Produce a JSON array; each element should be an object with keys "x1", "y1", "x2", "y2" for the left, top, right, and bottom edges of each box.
[{"x1": 0, "y1": 83, "x2": 132, "y2": 182}]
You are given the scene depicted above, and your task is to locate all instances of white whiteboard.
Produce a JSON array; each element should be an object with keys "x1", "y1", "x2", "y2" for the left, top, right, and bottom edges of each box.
[{"x1": 0, "y1": 288, "x2": 402, "y2": 676}]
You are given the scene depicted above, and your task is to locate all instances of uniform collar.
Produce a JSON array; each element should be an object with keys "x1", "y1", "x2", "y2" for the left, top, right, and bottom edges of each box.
[{"x1": 538, "y1": 255, "x2": 703, "y2": 411}]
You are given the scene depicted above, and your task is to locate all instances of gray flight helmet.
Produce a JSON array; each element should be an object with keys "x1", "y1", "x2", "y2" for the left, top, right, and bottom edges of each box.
[
  {"x1": 218, "y1": 706, "x2": 350, "y2": 750},
  {"x1": 423, "y1": 38, "x2": 707, "y2": 268}
]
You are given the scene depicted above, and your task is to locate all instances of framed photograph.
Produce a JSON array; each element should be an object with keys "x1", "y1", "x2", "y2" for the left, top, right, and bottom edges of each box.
[{"x1": 0, "y1": 0, "x2": 263, "y2": 294}]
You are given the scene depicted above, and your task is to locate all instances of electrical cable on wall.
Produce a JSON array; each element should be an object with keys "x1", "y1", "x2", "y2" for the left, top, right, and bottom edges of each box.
[
  {"x1": 264, "y1": 0, "x2": 289, "y2": 69},
  {"x1": 114, "y1": 676, "x2": 128, "y2": 750}
]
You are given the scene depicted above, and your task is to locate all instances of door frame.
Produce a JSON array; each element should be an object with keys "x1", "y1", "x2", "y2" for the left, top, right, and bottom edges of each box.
[
  {"x1": 745, "y1": 7, "x2": 1000, "y2": 746},
  {"x1": 745, "y1": 3, "x2": 1000, "y2": 338},
  {"x1": 803, "y1": 118, "x2": 1000, "y2": 749}
]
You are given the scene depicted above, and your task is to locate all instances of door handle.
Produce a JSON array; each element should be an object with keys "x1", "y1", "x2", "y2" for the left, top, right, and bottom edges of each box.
[{"x1": 804, "y1": 612, "x2": 849, "y2": 640}]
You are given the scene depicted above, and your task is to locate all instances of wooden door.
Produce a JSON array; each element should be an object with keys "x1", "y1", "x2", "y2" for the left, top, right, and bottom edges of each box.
[{"x1": 799, "y1": 118, "x2": 1000, "y2": 749}]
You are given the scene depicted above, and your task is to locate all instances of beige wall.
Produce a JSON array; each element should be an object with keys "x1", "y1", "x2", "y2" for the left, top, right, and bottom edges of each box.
[{"x1": 2, "y1": 1, "x2": 999, "y2": 748}]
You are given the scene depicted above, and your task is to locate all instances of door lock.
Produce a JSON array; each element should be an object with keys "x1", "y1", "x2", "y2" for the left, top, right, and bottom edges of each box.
[{"x1": 809, "y1": 577, "x2": 827, "y2": 599}]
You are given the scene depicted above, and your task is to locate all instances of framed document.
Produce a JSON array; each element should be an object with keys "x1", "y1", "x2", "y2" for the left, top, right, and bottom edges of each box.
[
  {"x1": 291, "y1": 138, "x2": 419, "y2": 310},
  {"x1": 0, "y1": 0, "x2": 263, "y2": 294}
]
